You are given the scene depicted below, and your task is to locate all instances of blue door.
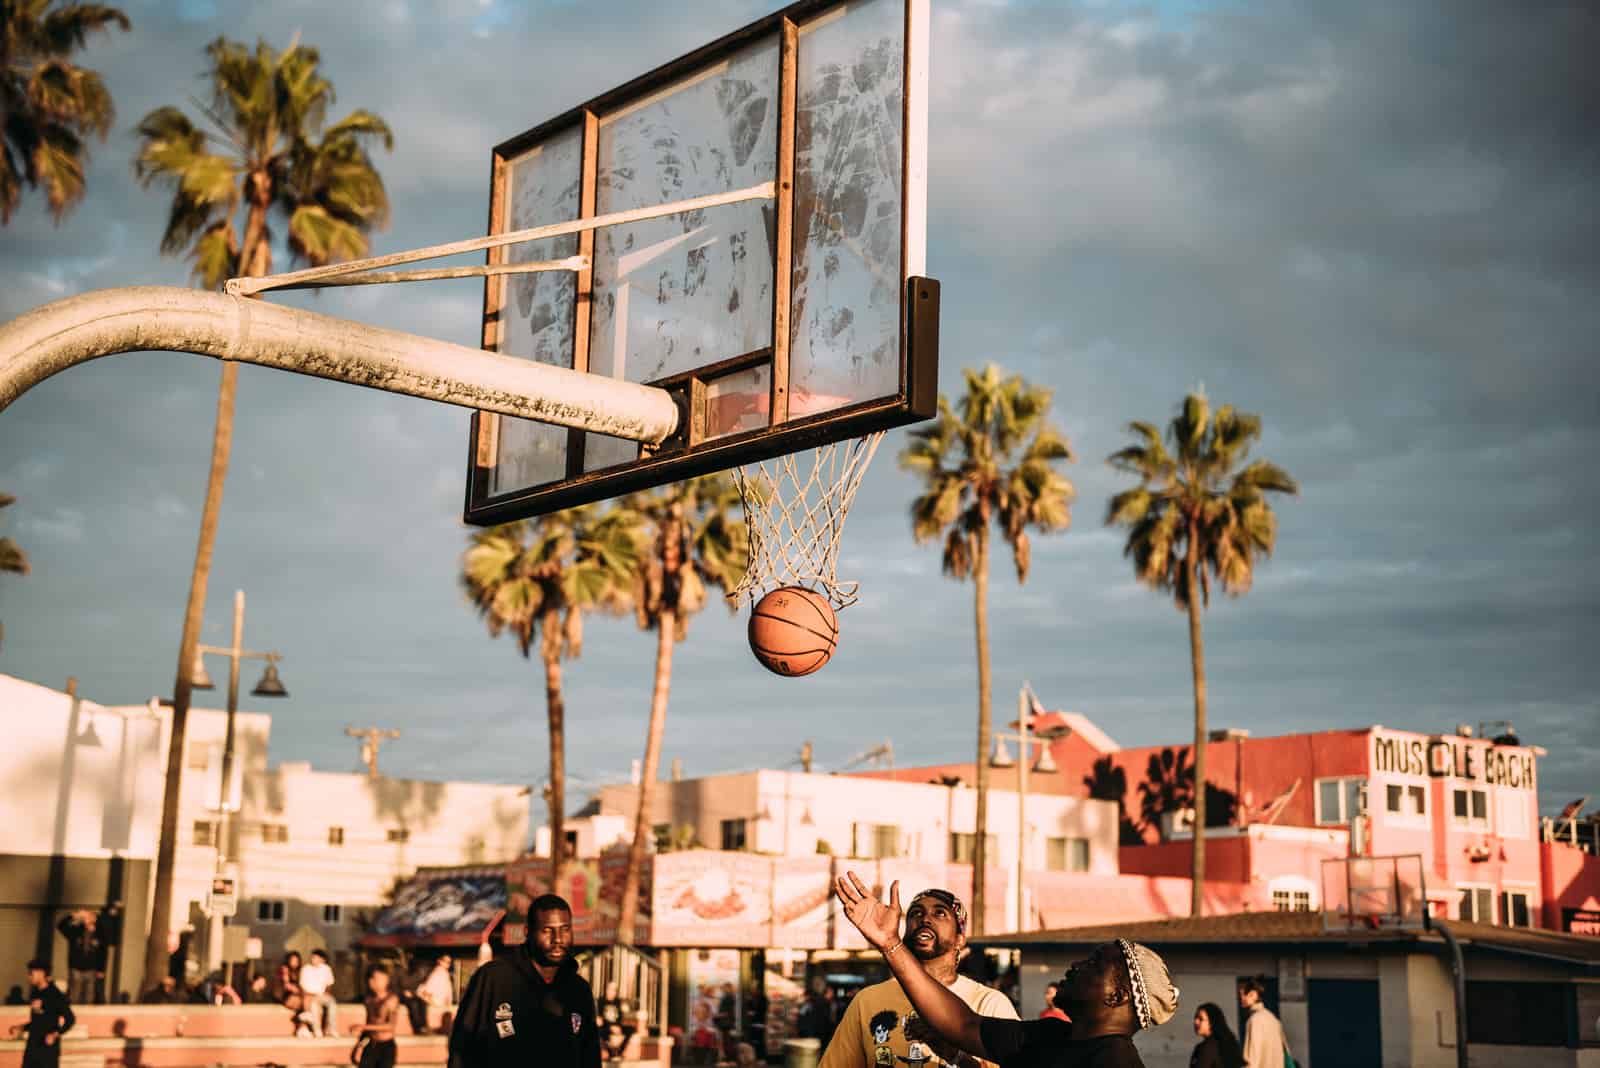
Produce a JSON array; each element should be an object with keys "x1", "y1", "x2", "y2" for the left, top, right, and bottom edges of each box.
[{"x1": 1307, "y1": 978, "x2": 1382, "y2": 1067}]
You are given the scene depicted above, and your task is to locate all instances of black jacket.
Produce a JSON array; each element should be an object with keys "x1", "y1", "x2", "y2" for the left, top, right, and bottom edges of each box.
[
  {"x1": 448, "y1": 952, "x2": 599, "y2": 1068},
  {"x1": 55, "y1": 917, "x2": 106, "y2": 972},
  {"x1": 23, "y1": 983, "x2": 75, "y2": 1049}
]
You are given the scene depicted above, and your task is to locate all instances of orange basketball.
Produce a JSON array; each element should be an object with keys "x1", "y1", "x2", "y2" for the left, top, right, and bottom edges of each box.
[{"x1": 748, "y1": 586, "x2": 839, "y2": 677}]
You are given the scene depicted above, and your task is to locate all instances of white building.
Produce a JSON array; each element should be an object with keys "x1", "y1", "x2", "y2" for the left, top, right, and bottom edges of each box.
[
  {"x1": 576, "y1": 767, "x2": 1119, "y2": 932},
  {"x1": 0, "y1": 672, "x2": 530, "y2": 988}
]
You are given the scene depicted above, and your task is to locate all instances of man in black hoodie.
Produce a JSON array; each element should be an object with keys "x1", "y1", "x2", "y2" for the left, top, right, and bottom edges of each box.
[{"x1": 448, "y1": 895, "x2": 599, "y2": 1068}]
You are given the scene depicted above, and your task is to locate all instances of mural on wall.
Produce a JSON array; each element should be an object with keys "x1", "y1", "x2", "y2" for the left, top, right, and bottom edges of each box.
[
  {"x1": 503, "y1": 847, "x2": 651, "y2": 945},
  {"x1": 362, "y1": 870, "x2": 506, "y2": 947}
]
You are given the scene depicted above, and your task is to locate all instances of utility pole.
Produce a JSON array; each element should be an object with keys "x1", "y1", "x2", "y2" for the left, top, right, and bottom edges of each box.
[{"x1": 346, "y1": 726, "x2": 401, "y2": 778}]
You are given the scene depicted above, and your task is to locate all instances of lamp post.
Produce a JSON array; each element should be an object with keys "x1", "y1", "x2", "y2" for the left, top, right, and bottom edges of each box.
[
  {"x1": 988, "y1": 683, "x2": 1069, "y2": 932},
  {"x1": 190, "y1": 590, "x2": 288, "y2": 973}
]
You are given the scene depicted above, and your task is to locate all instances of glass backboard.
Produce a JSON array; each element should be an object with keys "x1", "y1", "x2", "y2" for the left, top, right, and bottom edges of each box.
[{"x1": 465, "y1": 0, "x2": 936, "y2": 524}]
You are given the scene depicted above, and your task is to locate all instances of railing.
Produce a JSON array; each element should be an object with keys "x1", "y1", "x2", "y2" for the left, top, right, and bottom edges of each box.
[{"x1": 581, "y1": 944, "x2": 664, "y2": 1032}]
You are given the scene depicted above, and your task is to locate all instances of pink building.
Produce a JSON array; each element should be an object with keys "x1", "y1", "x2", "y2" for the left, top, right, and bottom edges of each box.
[{"x1": 864, "y1": 713, "x2": 1599, "y2": 932}]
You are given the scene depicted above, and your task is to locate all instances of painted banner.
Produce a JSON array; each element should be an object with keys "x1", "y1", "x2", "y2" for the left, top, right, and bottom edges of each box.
[
  {"x1": 503, "y1": 848, "x2": 650, "y2": 946},
  {"x1": 651, "y1": 850, "x2": 773, "y2": 947},
  {"x1": 770, "y1": 855, "x2": 833, "y2": 949}
]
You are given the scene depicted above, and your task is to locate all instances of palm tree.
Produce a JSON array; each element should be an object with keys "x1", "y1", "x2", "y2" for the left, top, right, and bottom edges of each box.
[
  {"x1": 901, "y1": 364, "x2": 1074, "y2": 933},
  {"x1": 0, "y1": 492, "x2": 29, "y2": 649},
  {"x1": 615, "y1": 476, "x2": 747, "y2": 944},
  {"x1": 1, "y1": 0, "x2": 130, "y2": 224},
  {"x1": 134, "y1": 35, "x2": 393, "y2": 992},
  {"x1": 1106, "y1": 391, "x2": 1297, "y2": 915},
  {"x1": 463, "y1": 506, "x2": 640, "y2": 885}
]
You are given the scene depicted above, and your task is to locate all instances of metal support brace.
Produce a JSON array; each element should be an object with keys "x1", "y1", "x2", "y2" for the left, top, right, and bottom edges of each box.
[{"x1": 0, "y1": 286, "x2": 679, "y2": 443}]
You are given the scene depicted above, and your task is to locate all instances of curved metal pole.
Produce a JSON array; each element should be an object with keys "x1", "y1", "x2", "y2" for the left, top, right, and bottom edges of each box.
[
  {"x1": 0, "y1": 286, "x2": 678, "y2": 443},
  {"x1": 1429, "y1": 917, "x2": 1470, "y2": 1068}
]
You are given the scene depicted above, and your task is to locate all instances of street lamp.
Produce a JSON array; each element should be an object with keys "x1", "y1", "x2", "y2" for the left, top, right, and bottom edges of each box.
[
  {"x1": 988, "y1": 683, "x2": 1070, "y2": 932},
  {"x1": 194, "y1": 590, "x2": 288, "y2": 973}
]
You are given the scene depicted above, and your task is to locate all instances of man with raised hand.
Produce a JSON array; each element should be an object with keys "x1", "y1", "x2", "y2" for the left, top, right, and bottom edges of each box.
[
  {"x1": 834, "y1": 872, "x2": 1178, "y2": 1068},
  {"x1": 448, "y1": 894, "x2": 599, "y2": 1068},
  {"x1": 820, "y1": 886, "x2": 1017, "y2": 1068}
]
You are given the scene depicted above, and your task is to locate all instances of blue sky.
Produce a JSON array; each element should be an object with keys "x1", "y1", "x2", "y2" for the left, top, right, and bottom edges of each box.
[{"x1": 1, "y1": 0, "x2": 1595, "y2": 815}]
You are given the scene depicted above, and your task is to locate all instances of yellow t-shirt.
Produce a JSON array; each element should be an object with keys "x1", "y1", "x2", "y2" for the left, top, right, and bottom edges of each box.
[{"x1": 819, "y1": 976, "x2": 1019, "y2": 1068}]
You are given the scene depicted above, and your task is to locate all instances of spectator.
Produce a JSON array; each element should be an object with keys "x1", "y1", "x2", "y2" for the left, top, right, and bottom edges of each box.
[
  {"x1": 398, "y1": 963, "x2": 430, "y2": 1037},
  {"x1": 1238, "y1": 977, "x2": 1292, "y2": 1068},
  {"x1": 139, "y1": 975, "x2": 185, "y2": 1005},
  {"x1": 55, "y1": 910, "x2": 106, "y2": 1005},
  {"x1": 596, "y1": 980, "x2": 628, "y2": 1028},
  {"x1": 10, "y1": 959, "x2": 75, "y2": 1068},
  {"x1": 206, "y1": 971, "x2": 241, "y2": 1006},
  {"x1": 6, "y1": 985, "x2": 26, "y2": 1006},
  {"x1": 1191, "y1": 1002, "x2": 1246, "y2": 1068},
  {"x1": 244, "y1": 975, "x2": 275, "y2": 1004},
  {"x1": 1040, "y1": 982, "x2": 1069, "y2": 1023},
  {"x1": 417, "y1": 955, "x2": 454, "y2": 1013},
  {"x1": 274, "y1": 951, "x2": 303, "y2": 1005},
  {"x1": 744, "y1": 983, "x2": 767, "y2": 1058},
  {"x1": 797, "y1": 977, "x2": 834, "y2": 1043},
  {"x1": 298, "y1": 949, "x2": 338, "y2": 1038}
]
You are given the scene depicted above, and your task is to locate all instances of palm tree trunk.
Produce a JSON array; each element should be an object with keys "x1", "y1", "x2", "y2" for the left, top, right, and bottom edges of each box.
[
  {"x1": 542, "y1": 622, "x2": 568, "y2": 886},
  {"x1": 142, "y1": 357, "x2": 237, "y2": 994},
  {"x1": 142, "y1": 198, "x2": 274, "y2": 991},
  {"x1": 971, "y1": 528, "x2": 992, "y2": 936},
  {"x1": 1185, "y1": 543, "x2": 1208, "y2": 917},
  {"x1": 618, "y1": 608, "x2": 674, "y2": 945}
]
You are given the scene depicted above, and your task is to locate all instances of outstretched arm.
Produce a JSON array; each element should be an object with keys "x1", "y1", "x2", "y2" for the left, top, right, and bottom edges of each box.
[{"x1": 833, "y1": 873, "x2": 990, "y2": 1060}]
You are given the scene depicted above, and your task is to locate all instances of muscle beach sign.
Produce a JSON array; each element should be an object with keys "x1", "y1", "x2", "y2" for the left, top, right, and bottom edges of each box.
[{"x1": 1371, "y1": 729, "x2": 1537, "y2": 791}]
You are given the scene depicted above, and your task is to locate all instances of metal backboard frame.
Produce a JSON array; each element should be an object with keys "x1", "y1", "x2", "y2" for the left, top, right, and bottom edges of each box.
[
  {"x1": 464, "y1": 0, "x2": 935, "y2": 524},
  {"x1": 1321, "y1": 854, "x2": 1429, "y2": 932}
]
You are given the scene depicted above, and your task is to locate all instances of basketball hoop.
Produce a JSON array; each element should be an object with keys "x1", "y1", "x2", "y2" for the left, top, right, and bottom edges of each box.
[{"x1": 729, "y1": 431, "x2": 885, "y2": 611}]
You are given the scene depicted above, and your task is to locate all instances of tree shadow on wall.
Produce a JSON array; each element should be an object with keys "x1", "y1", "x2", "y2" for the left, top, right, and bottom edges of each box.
[
  {"x1": 1135, "y1": 747, "x2": 1238, "y2": 833},
  {"x1": 1082, "y1": 756, "x2": 1143, "y2": 845}
]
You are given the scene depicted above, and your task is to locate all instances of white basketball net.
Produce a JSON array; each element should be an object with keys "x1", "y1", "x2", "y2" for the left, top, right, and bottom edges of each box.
[{"x1": 730, "y1": 431, "x2": 885, "y2": 611}]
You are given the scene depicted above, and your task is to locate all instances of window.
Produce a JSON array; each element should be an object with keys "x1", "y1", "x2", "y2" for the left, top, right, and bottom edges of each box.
[
  {"x1": 1045, "y1": 837, "x2": 1090, "y2": 872},
  {"x1": 328, "y1": 826, "x2": 345, "y2": 846},
  {"x1": 1458, "y1": 885, "x2": 1494, "y2": 923},
  {"x1": 1495, "y1": 790, "x2": 1530, "y2": 838},
  {"x1": 720, "y1": 819, "x2": 747, "y2": 851},
  {"x1": 1465, "y1": 981, "x2": 1567, "y2": 1046},
  {"x1": 256, "y1": 899, "x2": 286, "y2": 924},
  {"x1": 193, "y1": 820, "x2": 217, "y2": 847},
  {"x1": 387, "y1": 828, "x2": 410, "y2": 843},
  {"x1": 322, "y1": 904, "x2": 344, "y2": 925},
  {"x1": 1383, "y1": 783, "x2": 1427, "y2": 823},
  {"x1": 1315, "y1": 777, "x2": 1366, "y2": 825},
  {"x1": 852, "y1": 823, "x2": 903, "y2": 859},
  {"x1": 1500, "y1": 890, "x2": 1533, "y2": 928},
  {"x1": 261, "y1": 823, "x2": 288, "y2": 844},
  {"x1": 1272, "y1": 889, "x2": 1313, "y2": 912},
  {"x1": 948, "y1": 832, "x2": 998, "y2": 865},
  {"x1": 1451, "y1": 787, "x2": 1488, "y2": 826}
]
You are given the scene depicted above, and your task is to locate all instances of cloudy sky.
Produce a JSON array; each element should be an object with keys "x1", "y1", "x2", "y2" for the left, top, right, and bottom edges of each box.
[{"x1": 2, "y1": 0, "x2": 1594, "y2": 816}]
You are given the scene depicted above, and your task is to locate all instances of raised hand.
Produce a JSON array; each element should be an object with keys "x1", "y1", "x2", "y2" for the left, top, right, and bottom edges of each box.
[{"x1": 833, "y1": 871, "x2": 903, "y2": 951}]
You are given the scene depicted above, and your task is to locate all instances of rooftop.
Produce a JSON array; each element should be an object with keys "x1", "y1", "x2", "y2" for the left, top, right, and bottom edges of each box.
[{"x1": 972, "y1": 911, "x2": 1600, "y2": 970}]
